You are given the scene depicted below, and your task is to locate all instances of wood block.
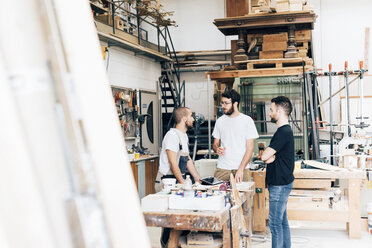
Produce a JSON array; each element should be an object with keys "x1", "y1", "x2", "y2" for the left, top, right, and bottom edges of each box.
[
  {"x1": 262, "y1": 41, "x2": 288, "y2": 51},
  {"x1": 293, "y1": 179, "x2": 333, "y2": 189},
  {"x1": 298, "y1": 50, "x2": 308, "y2": 58},
  {"x1": 226, "y1": 0, "x2": 249, "y2": 17},
  {"x1": 289, "y1": 0, "x2": 302, "y2": 3},
  {"x1": 187, "y1": 232, "x2": 214, "y2": 245},
  {"x1": 303, "y1": 5, "x2": 314, "y2": 11},
  {"x1": 263, "y1": 33, "x2": 288, "y2": 43},
  {"x1": 276, "y1": 2, "x2": 289, "y2": 12},
  {"x1": 180, "y1": 235, "x2": 222, "y2": 248},
  {"x1": 259, "y1": 51, "x2": 283, "y2": 59},
  {"x1": 289, "y1": 3, "x2": 303, "y2": 11},
  {"x1": 231, "y1": 40, "x2": 238, "y2": 65},
  {"x1": 295, "y1": 30, "x2": 311, "y2": 41}
]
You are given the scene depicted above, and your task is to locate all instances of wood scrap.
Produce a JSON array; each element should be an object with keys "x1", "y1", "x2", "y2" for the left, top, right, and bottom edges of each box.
[
  {"x1": 179, "y1": 235, "x2": 222, "y2": 248},
  {"x1": 302, "y1": 160, "x2": 344, "y2": 171},
  {"x1": 187, "y1": 232, "x2": 214, "y2": 245}
]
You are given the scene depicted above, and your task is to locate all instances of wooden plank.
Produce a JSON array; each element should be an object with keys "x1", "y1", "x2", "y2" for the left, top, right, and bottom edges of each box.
[
  {"x1": 222, "y1": 223, "x2": 231, "y2": 248},
  {"x1": 348, "y1": 178, "x2": 361, "y2": 238},
  {"x1": 207, "y1": 66, "x2": 310, "y2": 80},
  {"x1": 294, "y1": 179, "x2": 333, "y2": 189},
  {"x1": 265, "y1": 208, "x2": 349, "y2": 221},
  {"x1": 302, "y1": 160, "x2": 343, "y2": 171},
  {"x1": 246, "y1": 58, "x2": 312, "y2": 70},
  {"x1": 263, "y1": 33, "x2": 288, "y2": 43},
  {"x1": 293, "y1": 169, "x2": 365, "y2": 179},
  {"x1": 259, "y1": 51, "x2": 283, "y2": 59},
  {"x1": 262, "y1": 41, "x2": 288, "y2": 51}
]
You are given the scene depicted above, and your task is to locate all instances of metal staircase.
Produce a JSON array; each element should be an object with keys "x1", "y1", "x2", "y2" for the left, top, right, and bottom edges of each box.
[{"x1": 158, "y1": 26, "x2": 185, "y2": 137}]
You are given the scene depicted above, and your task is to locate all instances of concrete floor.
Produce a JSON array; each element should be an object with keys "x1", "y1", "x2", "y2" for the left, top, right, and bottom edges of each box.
[{"x1": 147, "y1": 221, "x2": 372, "y2": 248}]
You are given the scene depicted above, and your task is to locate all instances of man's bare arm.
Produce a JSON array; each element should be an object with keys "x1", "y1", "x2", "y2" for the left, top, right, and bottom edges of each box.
[
  {"x1": 166, "y1": 149, "x2": 185, "y2": 184},
  {"x1": 262, "y1": 147, "x2": 276, "y2": 164},
  {"x1": 187, "y1": 155, "x2": 201, "y2": 183}
]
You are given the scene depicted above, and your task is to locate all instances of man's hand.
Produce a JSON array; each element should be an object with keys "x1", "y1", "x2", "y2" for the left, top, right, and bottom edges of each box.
[
  {"x1": 235, "y1": 168, "x2": 244, "y2": 183},
  {"x1": 265, "y1": 155, "x2": 276, "y2": 164},
  {"x1": 217, "y1": 147, "x2": 226, "y2": 156}
]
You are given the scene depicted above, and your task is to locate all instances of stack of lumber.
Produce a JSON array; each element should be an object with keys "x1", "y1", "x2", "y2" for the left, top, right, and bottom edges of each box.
[
  {"x1": 259, "y1": 33, "x2": 288, "y2": 59},
  {"x1": 295, "y1": 30, "x2": 311, "y2": 58},
  {"x1": 276, "y1": 0, "x2": 313, "y2": 13}
]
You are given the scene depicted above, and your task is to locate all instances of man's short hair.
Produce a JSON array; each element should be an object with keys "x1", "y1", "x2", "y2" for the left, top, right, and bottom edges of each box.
[
  {"x1": 271, "y1": 96, "x2": 293, "y2": 116},
  {"x1": 221, "y1": 89, "x2": 240, "y2": 107},
  {"x1": 173, "y1": 107, "x2": 190, "y2": 124}
]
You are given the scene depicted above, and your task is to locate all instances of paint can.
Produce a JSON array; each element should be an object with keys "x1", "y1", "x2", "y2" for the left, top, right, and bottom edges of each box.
[{"x1": 368, "y1": 202, "x2": 372, "y2": 235}]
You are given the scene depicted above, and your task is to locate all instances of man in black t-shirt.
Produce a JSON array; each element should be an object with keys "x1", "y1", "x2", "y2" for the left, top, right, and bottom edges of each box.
[{"x1": 262, "y1": 96, "x2": 294, "y2": 248}]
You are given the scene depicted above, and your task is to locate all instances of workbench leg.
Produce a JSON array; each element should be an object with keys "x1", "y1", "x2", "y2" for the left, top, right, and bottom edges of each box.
[
  {"x1": 167, "y1": 229, "x2": 181, "y2": 248},
  {"x1": 230, "y1": 206, "x2": 240, "y2": 248},
  {"x1": 223, "y1": 223, "x2": 231, "y2": 248},
  {"x1": 252, "y1": 171, "x2": 266, "y2": 232},
  {"x1": 348, "y1": 178, "x2": 361, "y2": 239}
]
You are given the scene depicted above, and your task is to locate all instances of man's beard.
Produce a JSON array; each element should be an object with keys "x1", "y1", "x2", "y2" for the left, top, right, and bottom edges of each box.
[
  {"x1": 224, "y1": 105, "x2": 234, "y2": 116},
  {"x1": 186, "y1": 121, "x2": 194, "y2": 129},
  {"x1": 270, "y1": 117, "x2": 277, "y2": 123}
]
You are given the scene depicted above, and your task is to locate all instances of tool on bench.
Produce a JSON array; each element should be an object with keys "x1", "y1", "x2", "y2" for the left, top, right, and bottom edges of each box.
[{"x1": 355, "y1": 61, "x2": 369, "y2": 129}]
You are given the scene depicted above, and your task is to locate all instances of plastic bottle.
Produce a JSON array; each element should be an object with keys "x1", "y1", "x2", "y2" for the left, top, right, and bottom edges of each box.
[
  {"x1": 183, "y1": 175, "x2": 194, "y2": 197},
  {"x1": 184, "y1": 175, "x2": 192, "y2": 191}
]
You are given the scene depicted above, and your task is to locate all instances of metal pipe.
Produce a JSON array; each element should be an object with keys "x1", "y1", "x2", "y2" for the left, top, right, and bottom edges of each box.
[
  {"x1": 207, "y1": 75, "x2": 211, "y2": 159},
  {"x1": 344, "y1": 61, "x2": 351, "y2": 136},
  {"x1": 328, "y1": 64, "x2": 334, "y2": 165}
]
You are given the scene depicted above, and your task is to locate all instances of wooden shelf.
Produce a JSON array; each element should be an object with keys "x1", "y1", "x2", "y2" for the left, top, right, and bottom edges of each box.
[{"x1": 214, "y1": 11, "x2": 317, "y2": 36}]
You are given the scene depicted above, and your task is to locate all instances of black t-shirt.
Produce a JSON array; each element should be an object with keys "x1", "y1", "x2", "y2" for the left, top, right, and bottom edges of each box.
[{"x1": 265, "y1": 124, "x2": 294, "y2": 186}]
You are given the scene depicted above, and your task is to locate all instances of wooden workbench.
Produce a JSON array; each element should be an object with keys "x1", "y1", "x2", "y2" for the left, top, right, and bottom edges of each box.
[
  {"x1": 251, "y1": 169, "x2": 365, "y2": 239},
  {"x1": 143, "y1": 182, "x2": 255, "y2": 248}
]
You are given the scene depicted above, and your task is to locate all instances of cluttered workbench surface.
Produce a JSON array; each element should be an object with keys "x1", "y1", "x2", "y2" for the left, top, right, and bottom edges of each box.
[{"x1": 142, "y1": 181, "x2": 255, "y2": 248}]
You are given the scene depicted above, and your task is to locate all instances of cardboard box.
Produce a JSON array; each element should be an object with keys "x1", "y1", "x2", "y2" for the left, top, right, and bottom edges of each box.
[
  {"x1": 262, "y1": 41, "x2": 288, "y2": 51},
  {"x1": 295, "y1": 30, "x2": 311, "y2": 41},
  {"x1": 259, "y1": 51, "x2": 284, "y2": 59},
  {"x1": 276, "y1": 2, "x2": 289, "y2": 12},
  {"x1": 263, "y1": 33, "x2": 288, "y2": 43},
  {"x1": 289, "y1": 3, "x2": 303, "y2": 11}
]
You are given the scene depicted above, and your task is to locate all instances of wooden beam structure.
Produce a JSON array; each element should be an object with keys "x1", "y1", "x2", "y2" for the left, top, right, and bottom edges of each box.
[{"x1": 214, "y1": 11, "x2": 317, "y2": 36}]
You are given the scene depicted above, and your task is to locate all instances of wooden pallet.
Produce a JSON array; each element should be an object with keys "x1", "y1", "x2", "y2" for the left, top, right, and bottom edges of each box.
[{"x1": 245, "y1": 58, "x2": 313, "y2": 70}]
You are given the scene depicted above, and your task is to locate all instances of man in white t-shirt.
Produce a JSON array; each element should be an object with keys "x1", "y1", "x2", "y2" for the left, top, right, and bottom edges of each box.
[
  {"x1": 212, "y1": 89, "x2": 259, "y2": 183},
  {"x1": 155, "y1": 107, "x2": 201, "y2": 192}
]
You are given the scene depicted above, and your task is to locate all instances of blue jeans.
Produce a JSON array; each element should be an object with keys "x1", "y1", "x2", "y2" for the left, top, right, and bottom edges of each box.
[{"x1": 268, "y1": 182, "x2": 293, "y2": 248}]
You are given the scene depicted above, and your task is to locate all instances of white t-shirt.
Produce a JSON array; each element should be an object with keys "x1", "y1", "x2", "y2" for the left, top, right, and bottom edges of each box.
[
  {"x1": 212, "y1": 113, "x2": 259, "y2": 170},
  {"x1": 159, "y1": 128, "x2": 190, "y2": 175}
]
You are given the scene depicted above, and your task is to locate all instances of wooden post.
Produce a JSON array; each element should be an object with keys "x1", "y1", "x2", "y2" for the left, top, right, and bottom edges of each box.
[
  {"x1": 222, "y1": 223, "x2": 232, "y2": 248},
  {"x1": 168, "y1": 229, "x2": 181, "y2": 248}
]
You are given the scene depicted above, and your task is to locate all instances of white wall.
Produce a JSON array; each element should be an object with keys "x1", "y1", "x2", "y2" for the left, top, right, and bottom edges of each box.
[
  {"x1": 161, "y1": 0, "x2": 237, "y2": 51},
  {"x1": 182, "y1": 72, "x2": 215, "y2": 118},
  {"x1": 309, "y1": 0, "x2": 372, "y2": 132},
  {"x1": 104, "y1": 45, "x2": 161, "y2": 91}
]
